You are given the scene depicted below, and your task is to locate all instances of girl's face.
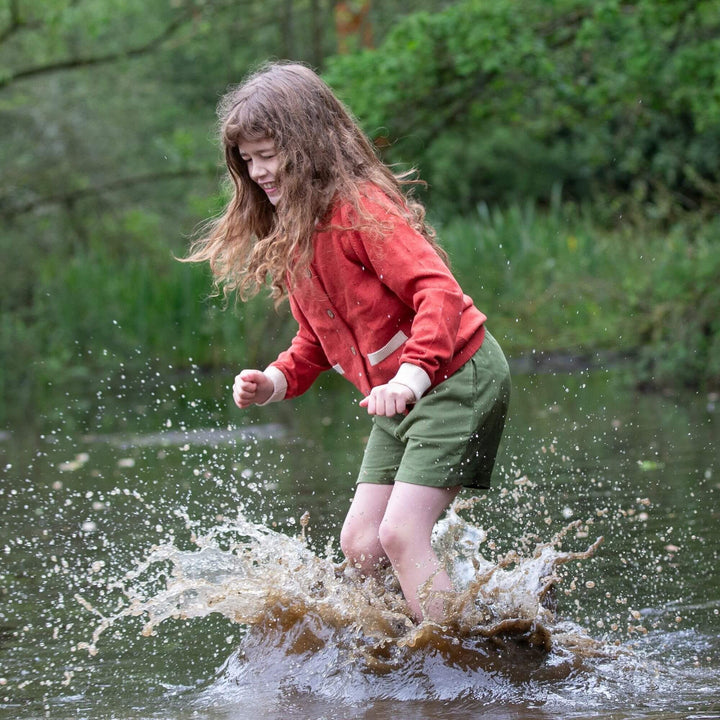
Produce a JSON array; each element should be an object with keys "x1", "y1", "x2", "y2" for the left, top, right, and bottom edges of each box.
[{"x1": 238, "y1": 138, "x2": 281, "y2": 205}]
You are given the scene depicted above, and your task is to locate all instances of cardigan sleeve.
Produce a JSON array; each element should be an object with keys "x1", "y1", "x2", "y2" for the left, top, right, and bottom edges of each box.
[
  {"x1": 266, "y1": 294, "x2": 332, "y2": 400},
  {"x1": 346, "y1": 193, "x2": 471, "y2": 386}
]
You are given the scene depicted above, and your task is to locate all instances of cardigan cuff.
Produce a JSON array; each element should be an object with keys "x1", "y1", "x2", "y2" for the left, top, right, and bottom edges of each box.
[
  {"x1": 391, "y1": 363, "x2": 432, "y2": 401},
  {"x1": 258, "y1": 365, "x2": 288, "y2": 405}
]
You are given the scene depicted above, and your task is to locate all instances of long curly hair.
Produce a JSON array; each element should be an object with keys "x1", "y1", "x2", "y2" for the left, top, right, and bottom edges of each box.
[{"x1": 184, "y1": 61, "x2": 445, "y2": 304}]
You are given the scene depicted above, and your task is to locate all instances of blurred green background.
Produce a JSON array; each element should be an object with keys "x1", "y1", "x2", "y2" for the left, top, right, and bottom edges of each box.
[{"x1": 2, "y1": 0, "x2": 719, "y2": 427}]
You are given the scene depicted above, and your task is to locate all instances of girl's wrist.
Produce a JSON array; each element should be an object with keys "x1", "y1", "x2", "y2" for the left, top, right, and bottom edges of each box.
[
  {"x1": 391, "y1": 363, "x2": 431, "y2": 402},
  {"x1": 257, "y1": 365, "x2": 288, "y2": 405},
  {"x1": 387, "y1": 380, "x2": 417, "y2": 402}
]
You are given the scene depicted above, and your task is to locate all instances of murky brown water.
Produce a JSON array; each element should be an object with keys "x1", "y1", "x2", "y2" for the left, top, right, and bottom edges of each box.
[{"x1": 1, "y1": 365, "x2": 719, "y2": 719}]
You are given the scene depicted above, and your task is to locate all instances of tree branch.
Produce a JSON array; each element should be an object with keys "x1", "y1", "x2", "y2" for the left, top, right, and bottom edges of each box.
[
  {"x1": 0, "y1": 167, "x2": 216, "y2": 219},
  {"x1": 0, "y1": 0, "x2": 25, "y2": 44},
  {"x1": 0, "y1": 7, "x2": 193, "y2": 91}
]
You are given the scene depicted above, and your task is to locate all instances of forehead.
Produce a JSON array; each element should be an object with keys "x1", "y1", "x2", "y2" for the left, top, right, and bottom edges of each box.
[{"x1": 237, "y1": 137, "x2": 277, "y2": 155}]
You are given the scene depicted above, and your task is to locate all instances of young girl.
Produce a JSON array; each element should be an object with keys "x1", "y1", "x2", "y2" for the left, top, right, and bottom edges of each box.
[{"x1": 186, "y1": 61, "x2": 511, "y2": 623}]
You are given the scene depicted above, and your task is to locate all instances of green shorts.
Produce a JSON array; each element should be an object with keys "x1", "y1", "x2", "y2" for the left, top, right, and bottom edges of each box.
[{"x1": 357, "y1": 330, "x2": 511, "y2": 490}]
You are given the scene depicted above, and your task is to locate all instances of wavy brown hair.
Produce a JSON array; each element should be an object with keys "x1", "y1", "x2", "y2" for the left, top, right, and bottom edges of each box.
[{"x1": 184, "y1": 61, "x2": 445, "y2": 304}]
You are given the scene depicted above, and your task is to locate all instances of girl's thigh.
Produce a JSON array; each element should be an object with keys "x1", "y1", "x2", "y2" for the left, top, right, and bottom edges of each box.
[
  {"x1": 343, "y1": 482, "x2": 394, "y2": 531},
  {"x1": 383, "y1": 481, "x2": 461, "y2": 536}
]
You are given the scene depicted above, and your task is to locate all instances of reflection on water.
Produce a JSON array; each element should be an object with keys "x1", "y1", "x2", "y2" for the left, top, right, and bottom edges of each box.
[{"x1": 1, "y1": 366, "x2": 719, "y2": 719}]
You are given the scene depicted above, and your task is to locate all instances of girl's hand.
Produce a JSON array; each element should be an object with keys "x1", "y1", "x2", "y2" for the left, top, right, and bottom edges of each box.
[
  {"x1": 233, "y1": 369, "x2": 274, "y2": 408},
  {"x1": 359, "y1": 382, "x2": 415, "y2": 417}
]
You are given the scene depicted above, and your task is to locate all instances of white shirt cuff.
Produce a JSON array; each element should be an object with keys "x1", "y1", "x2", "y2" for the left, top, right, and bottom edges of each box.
[
  {"x1": 390, "y1": 363, "x2": 432, "y2": 401},
  {"x1": 258, "y1": 365, "x2": 287, "y2": 405}
]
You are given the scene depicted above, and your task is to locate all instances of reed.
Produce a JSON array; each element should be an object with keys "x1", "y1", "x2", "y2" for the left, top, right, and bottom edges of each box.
[
  {"x1": 442, "y1": 203, "x2": 720, "y2": 389},
  {"x1": 1, "y1": 203, "x2": 717, "y2": 426},
  {"x1": 440, "y1": 201, "x2": 644, "y2": 353}
]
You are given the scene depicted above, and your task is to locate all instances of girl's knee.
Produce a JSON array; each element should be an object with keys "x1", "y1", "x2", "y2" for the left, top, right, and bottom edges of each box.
[
  {"x1": 340, "y1": 522, "x2": 379, "y2": 564},
  {"x1": 377, "y1": 519, "x2": 412, "y2": 561},
  {"x1": 339, "y1": 523, "x2": 358, "y2": 559}
]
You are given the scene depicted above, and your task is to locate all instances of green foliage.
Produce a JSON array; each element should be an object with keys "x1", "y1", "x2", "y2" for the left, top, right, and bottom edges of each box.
[
  {"x1": 324, "y1": 0, "x2": 720, "y2": 217},
  {"x1": 629, "y1": 220, "x2": 720, "y2": 388},
  {"x1": 1, "y1": 0, "x2": 718, "y2": 426},
  {"x1": 441, "y1": 204, "x2": 720, "y2": 390},
  {"x1": 441, "y1": 200, "x2": 641, "y2": 353},
  {"x1": 0, "y1": 219, "x2": 296, "y2": 424}
]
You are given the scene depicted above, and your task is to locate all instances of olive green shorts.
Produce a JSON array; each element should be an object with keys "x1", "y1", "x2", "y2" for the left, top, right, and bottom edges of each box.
[{"x1": 356, "y1": 330, "x2": 511, "y2": 490}]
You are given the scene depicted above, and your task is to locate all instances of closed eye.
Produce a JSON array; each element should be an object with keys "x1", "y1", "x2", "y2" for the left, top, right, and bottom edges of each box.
[{"x1": 240, "y1": 154, "x2": 275, "y2": 163}]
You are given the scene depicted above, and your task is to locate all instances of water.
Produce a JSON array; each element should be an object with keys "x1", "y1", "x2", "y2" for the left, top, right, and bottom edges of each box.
[{"x1": 1, "y1": 365, "x2": 719, "y2": 719}]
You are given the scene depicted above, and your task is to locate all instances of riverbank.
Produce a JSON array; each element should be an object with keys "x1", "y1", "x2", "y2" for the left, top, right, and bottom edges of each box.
[{"x1": 1, "y1": 203, "x2": 718, "y2": 427}]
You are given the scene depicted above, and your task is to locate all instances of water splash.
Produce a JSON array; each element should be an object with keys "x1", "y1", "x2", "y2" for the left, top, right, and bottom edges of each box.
[{"x1": 76, "y1": 501, "x2": 612, "y2": 705}]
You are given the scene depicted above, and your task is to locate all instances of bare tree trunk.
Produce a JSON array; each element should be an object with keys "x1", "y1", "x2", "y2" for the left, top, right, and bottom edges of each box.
[
  {"x1": 310, "y1": 0, "x2": 323, "y2": 68},
  {"x1": 280, "y1": 0, "x2": 295, "y2": 59},
  {"x1": 335, "y1": 0, "x2": 373, "y2": 55}
]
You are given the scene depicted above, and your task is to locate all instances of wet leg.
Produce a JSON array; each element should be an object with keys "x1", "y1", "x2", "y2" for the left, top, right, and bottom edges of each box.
[
  {"x1": 340, "y1": 482, "x2": 394, "y2": 577},
  {"x1": 378, "y1": 481, "x2": 461, "y2": 623}
]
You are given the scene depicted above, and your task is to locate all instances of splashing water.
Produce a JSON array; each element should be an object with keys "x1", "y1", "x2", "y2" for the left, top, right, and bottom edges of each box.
[{"x1": 75, "y1": 501, "x2": 613, "y2": 707}]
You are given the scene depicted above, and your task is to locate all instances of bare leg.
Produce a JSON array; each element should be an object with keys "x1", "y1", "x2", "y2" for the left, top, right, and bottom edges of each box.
[
  {"x1": 378, "y1": 481, "x2": 461, "y2": 623},
  {"x1": 340, "y1": 482, "x2": 393, "y2": 577}
]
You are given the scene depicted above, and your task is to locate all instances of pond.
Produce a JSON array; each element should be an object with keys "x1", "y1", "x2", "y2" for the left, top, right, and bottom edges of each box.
[{"x1": 1, "y1": 362, "x2": 719, "y2": 719}]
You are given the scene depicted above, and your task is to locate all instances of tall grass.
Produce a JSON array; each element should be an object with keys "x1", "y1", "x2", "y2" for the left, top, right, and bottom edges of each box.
[
  {"x1": 440, "y1": 201, "x2": 638, "y2": 353},
  {"x1": 440, "y1": 202, "x2": 720, "y2": 388},
  {"x1": 0, "y1": 239, "x2": 295, "y2": 425},
  {"x1": 2, "y1": 203, "x2": 718, "y2": 426}
]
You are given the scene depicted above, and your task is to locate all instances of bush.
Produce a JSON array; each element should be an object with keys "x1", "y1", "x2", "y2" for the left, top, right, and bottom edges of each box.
[{"x1": 324, "y1": 0, "x2": 720, "y2": 218}]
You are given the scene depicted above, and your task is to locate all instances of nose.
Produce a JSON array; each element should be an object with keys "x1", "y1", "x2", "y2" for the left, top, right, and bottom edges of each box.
[{"x1": 248, "y1": 158, "x2": 267, "y2": 182}]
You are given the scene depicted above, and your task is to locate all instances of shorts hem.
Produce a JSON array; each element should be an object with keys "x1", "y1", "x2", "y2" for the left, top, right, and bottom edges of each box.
[{"x1": 356, "y1": 477, "x2": 491, "y2": 491}]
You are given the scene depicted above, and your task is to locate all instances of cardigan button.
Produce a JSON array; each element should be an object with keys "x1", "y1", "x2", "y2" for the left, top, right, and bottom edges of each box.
[
  {"x1": 350, "y1": 346, "x2": 357, "y2": 355},
  {"x1": 326, "y1": 309, "x2": 335, "y2": 319}
]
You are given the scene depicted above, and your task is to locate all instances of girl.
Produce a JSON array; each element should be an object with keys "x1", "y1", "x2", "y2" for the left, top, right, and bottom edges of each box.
[{"x1": 185, "y1": 61, "x2": 511, "y2": 623}]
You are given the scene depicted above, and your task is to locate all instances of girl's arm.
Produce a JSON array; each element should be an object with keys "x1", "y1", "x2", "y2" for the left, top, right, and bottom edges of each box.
[
  {"x1": 264, "y1": 295, "x2": 332, "y2": 401},
  {"x1": 347, "y1": 198, "x2": 469, "y2": 390}
]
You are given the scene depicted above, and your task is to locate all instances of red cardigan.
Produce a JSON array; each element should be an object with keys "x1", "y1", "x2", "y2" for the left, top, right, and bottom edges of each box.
[{"x1": 262, "y1": 187, "x2": 486, "y2": 403}]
